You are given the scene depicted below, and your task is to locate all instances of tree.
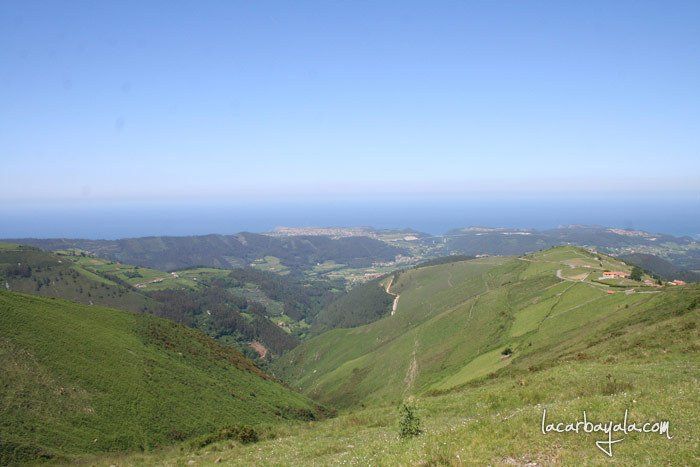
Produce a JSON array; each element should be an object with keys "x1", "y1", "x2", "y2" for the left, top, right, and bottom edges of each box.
[
  {"x1": 630, "y1": 266, "x2": 643, "y2": 281},
  {"x1": 398, "y1": 403, "x2": 422, "y2": 439}
]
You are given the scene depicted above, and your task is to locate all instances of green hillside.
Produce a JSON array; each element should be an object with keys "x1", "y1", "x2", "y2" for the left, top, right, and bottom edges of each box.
[
  {"x1": 619, "y1": 252, "x2": 700, "y2": 283},
  {"x1": 442, "y1": 226, "x2": 700, "y2": 271},
  {"x1": 0, "y1": 291, "x2": 323, "y2": 464},
  {"x1": 0, "y1": 244, "x2": 158, "y2": 313},
  {"x1": 273, "y1": 246, "x2": 689, "y2": 407},
  {"x1": 103, "y1": 247, "x2": 699, "y2": 466},
  {"x1": 0, "y1": 244, "x2": 343, "y2": 361}
]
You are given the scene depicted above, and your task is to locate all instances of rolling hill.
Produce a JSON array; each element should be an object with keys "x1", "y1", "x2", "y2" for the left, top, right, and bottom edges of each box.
[
  {"x1": 619, "y1": 252, "x2": 700, "y2": 283},
  {"x1": 0, "y1": 291, "x2": 323, "y2": 464},
  {"x1": 273, "y1": 246, "x2": 697, "y2": 408},
  {"x1": 441, "y1": 226, "x2": 700, "y2": 272},
  {"x1": 0, "y1": 244, "x2": 345, "y2": 360},
  {"x1": 0, "y1": 243, "x2": 158, "y2": 313},
  {"x1": 8, "y1": 232, "x2": 406, "y2": 272},
  {"x1": 104, "y1": 245, "x2": 699, "y2": 465}
]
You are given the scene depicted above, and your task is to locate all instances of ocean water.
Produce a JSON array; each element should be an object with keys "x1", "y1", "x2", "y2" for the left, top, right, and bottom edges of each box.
[{"x1": 1, "y1": 197, "x2": 698, "y2": 239}]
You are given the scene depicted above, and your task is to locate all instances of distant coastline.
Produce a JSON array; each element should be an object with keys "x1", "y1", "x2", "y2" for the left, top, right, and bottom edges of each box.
[{"x1": 1, "y1": 197, "x2": 699, "y2": 239}]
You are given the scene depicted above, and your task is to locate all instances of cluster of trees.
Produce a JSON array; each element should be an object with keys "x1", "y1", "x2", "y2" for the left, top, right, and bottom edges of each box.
[
  {"x1": 312, "y1": 278, "x2": 394, "y2": 332},
  {"x1": 630, "y1": 266, "x2": 644, "y2": 282},
  {"x1": 4, "y1": 263, "x2": 32, "y2": 278},
  {"x1": 227, "y1": 268, "x2": 341, "y2": 321},
  {"x1": 149, "y1": 280, "x2": 298, "y2": 356}
]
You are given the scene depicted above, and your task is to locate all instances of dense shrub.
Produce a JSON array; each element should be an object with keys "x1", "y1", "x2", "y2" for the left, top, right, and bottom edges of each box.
[{"x1": 187, "y1": 425, "x2": 260, "y2": 449}]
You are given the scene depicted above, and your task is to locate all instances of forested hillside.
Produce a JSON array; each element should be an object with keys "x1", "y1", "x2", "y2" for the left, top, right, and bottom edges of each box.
[
  {"x1": 9, "y1": 232, "x2": 406, "y2": 272},
  {"x1": 0, "y1": 244, "x2": 159, "y2": 313},
  {"x1": 442, "y1": 226, "x2": 699, "y2": 271},
  {"x1": 0, "y1": 244, "x2": 342, "y2": 360},
  {"x1": 312, "y1": 278, "x2": 395, "y2": 332},
  {"x1": 619, "y1": 253, "x2": 700, "y2": 282}
]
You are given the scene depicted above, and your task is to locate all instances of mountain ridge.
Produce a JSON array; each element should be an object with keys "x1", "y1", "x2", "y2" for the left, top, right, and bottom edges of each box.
[{"x1": 6, "y1": 232, "x2": 406, "y2": 273}]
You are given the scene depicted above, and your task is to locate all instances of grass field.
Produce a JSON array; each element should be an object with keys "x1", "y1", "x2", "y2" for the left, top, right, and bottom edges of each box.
[
  {"x1": 0, "y1": 291, "x2": 323, "y2": 464},
  {"x1": 250, "y1": 256, "x2": 290, "y2": 275}
]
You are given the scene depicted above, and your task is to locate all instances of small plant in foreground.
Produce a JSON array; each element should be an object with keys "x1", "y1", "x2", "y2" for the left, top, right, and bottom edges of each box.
[{"x1": 398, "y1": 403, "x2": 422, "y2": 439}]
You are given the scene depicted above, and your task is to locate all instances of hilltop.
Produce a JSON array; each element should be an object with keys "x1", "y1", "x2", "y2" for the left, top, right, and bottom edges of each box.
[{"x1": 0, "y1": 291, "x2": 323, "y2": 464}]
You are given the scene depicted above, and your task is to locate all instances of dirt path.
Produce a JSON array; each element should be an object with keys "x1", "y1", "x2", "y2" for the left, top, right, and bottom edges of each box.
[
  {"x1": 403, "y1": 339, "x2": 419, "y2": 394},
  {"x1": 385, "y1": 275, "x2": 400, "y2": 316},
  {"x1": 249, "y1": 341, "x2": 268, "y2": 359},
  {"x1": 391, "y1": 295, "x2": 400, "y2": 315},
  {"x1": 543, "y1": 295, "x2": 604, "y2": 321},
  {"x1": 468, "y1": 297, "x2": 478, "y2": 320},
  {"x1": 384, "y1": 275, "x2": 393, "y2": 293}
]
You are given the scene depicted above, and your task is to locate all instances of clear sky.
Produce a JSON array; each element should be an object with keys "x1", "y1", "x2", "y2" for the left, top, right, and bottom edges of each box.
[{"x1": 1, "y1": 1, "x2": 699, "y2": 203}]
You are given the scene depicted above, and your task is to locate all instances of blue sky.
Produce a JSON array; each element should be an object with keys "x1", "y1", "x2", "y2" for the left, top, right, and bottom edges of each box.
[{"x1": 1, "y1": 1, "x2": 699, "y2": 203}]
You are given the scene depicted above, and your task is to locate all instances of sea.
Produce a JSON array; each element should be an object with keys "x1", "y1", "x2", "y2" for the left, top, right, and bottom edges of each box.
[{"x1": 1, "y1": 196, "x2": 698, "y2": 239}]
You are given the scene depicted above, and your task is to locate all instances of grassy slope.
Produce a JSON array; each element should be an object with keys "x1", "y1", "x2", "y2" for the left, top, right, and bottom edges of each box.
[
  {"x1": 273, "y1": 247, "x2": 684, "y2": 408},
  {"x1": 104, "y1": 264, "x2": 699, "y2": 466},
  {"x1": 0, "y1": 291, "x2": 322, "y2": 464},
  {"x1": 273, "y1": 256, "x2": 509, "y2": 406}
]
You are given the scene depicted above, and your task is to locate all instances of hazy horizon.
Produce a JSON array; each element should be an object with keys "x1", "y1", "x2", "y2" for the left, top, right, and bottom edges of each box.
[{"x1": 2, "y1": 195, "x2": 698, "y2": 239}]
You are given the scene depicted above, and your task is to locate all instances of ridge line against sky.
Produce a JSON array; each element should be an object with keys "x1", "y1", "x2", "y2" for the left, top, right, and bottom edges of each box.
[{"x1": 1, "y1": 1, "x2": 700, "y2": 203}]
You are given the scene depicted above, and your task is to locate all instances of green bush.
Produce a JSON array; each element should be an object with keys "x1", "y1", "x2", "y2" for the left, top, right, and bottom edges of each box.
[
  {"x1": 398, "y1": 404, "x2": 422, "y2": 439},
  {"x1": 187, "y1": 425, "x2": 260, "y2": 450}
]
